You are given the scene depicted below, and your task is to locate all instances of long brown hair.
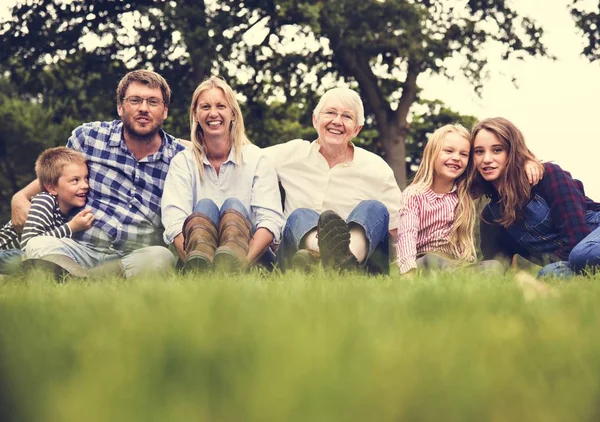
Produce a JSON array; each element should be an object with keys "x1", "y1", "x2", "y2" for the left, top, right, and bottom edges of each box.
[
  {"x1": 468, "y1": 117, "x2": 543, "y2": 227},
  {"x1": 404, "y1": 124, "x2": 476, "y2": 262}
]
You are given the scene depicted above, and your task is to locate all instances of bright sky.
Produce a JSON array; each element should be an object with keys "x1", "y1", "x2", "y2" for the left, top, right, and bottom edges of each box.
[
  {"x1": 421, "y1": 0, "x2": 600, "y2": 200},
  {"x1": 2, "y1": 0, "x2": 599, "y2": 199}
]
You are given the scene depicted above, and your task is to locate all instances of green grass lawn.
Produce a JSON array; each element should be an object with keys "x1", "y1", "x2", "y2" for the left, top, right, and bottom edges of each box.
[{"x1": 1, "y1": 269, "x2": 600, "y2": 422}]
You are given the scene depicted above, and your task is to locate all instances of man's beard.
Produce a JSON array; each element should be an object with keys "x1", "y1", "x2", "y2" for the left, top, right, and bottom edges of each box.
[{"x1": 123, "y1": 113, "x2": 162, "y2": 143}]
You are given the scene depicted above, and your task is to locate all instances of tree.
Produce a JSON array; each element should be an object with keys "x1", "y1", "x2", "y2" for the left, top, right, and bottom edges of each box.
[
  {"x1": 571, "y1": 0, "x2": 600, "y2": 60},
  {"x1": 0, "y1": 79, "x2": 76, "y2": 221},
  {"x1": 0, "y1": 0, "x2": 548, "y2": 187}
]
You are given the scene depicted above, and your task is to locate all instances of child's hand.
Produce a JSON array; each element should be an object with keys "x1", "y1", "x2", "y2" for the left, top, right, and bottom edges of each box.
[{"x1": 68, "y1": 209, "x2": 94, "y2": 233}]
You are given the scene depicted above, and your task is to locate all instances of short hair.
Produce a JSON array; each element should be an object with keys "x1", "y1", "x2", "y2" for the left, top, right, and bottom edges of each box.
[
  {"x1": 35, "y1": 147, "x2": 87, "y2": 191},
  {"x1": 116, "y1": 69, "x2": 172, "y2": 106},
  {"x1": 313, "y1": 87, "x2": 365, "y2": 126}
]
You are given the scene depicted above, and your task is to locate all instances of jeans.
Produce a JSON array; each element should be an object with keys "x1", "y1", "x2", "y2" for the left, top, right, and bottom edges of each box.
[
  {"x1": 278, "y1": 200, "x2": 390, "y2": 274},
  {"x1": 416, "y1": 252, "x2": 504, "y2": 276},
  {"x1": 193, "y1": 198, "x2": 253, "y2": 229},
  {"x1": 24, "y1": 237, "x2": 175, "y2": 278},
  {"x1": 538, "y1": 211, "x2": 600, "y2": 278},
  {"x1": 192, "y1": 198, "x2": 275, "y2": 268},
  {"x1": 0, "y1": 249, "x2": 25, "y2": 274}
]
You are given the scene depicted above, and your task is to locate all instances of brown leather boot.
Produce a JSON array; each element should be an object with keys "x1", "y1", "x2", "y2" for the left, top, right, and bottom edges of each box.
[
  {"x1": 182, "y1": 212, "x2": 218, "y2": 271},
  {"x1": 213, "y1": 209, "x2": 251, "y2": 272}
]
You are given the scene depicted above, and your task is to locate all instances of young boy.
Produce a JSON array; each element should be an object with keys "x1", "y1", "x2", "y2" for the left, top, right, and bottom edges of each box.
[{"x1": 0, "y1": 147, "x2": 94, "y2": 273}]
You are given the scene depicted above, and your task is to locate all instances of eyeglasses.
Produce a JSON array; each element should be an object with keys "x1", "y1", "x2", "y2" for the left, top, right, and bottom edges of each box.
[
  {"x1": 320, "y1": 109, "x2": 356, "y2": 123},
  {"x1": 122, "y1": 96, "x2": 165, "y2": 107}
]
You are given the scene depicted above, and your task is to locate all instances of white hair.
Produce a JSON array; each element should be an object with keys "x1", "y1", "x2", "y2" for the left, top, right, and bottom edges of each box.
[{"x1": 313, "y1": 87, "x2": 365, "y2": 126}]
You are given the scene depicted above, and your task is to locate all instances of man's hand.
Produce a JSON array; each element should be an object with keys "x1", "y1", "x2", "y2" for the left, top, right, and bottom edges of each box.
[
  {"x1": 11, "y1": 179, "x2": 42, "y2": 233},
  {"x1": 11, "y1": 194, "x2": 32, "y2": 234},
  {"x1": 68, "y1": 209, "x2": 95, "y2": 233}
]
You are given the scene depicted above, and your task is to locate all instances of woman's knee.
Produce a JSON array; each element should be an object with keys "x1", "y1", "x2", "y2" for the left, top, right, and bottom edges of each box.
[{"x1": 221, "y1": 197, "x2": 247, "y2": 214}]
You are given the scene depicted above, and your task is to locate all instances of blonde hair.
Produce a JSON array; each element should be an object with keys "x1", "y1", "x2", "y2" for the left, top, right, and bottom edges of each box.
[
  {"x1": 404, "y1": 124, "x2": 476, "y2": 262},
  {"x1": 469, "y1": 117, "x2": 544, "y2": 227},
  {"x1": 189, "y1": 76, "x2": 250, "y2": 180},
  {"x1": 314, "y1": 87, "x2": 365, "y2": 126},
  {"x1": 35, "y1": 147, "x2": 87, "y2": 192}
]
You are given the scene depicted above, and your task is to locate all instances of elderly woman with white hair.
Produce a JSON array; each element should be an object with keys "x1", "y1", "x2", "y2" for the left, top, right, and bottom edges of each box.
[{"x1": 264, "y1": 87, "x2": 401, "y2": 273}]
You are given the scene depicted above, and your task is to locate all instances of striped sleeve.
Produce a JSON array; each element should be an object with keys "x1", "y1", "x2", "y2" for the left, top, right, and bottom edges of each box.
[
  {"x1": 0, "y1": 222, "x2": 20, "y2": 250},
  {"x1": 396, "y1": 193, "x2": 421, "y2": 274},
  {"x1": 20, "y1": 194, "x2": 72, "y2": 250}
]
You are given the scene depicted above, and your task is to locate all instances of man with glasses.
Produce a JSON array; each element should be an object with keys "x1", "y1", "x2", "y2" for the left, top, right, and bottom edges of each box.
[
  {"x1": 11, "y1": 69, "x2": 186, "y2": 278},
  {"x1": 264, "y1": 87, "x2": 401, "y2": 274}
]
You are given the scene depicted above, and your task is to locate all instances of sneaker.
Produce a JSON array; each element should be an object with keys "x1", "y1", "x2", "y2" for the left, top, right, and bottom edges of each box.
[
  {"x1": 317, "y1": 210, "x2": 359, "y2": 271},
  {"x1": 292, "y1": 249, "x2": 319, "y2": 272},
  {"x1": 21, "y1": 254, "x2": 88, "y2": 281}
]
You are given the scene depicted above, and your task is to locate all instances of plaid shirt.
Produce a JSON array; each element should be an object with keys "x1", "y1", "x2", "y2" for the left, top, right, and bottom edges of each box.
[
  {"x1": 482, "y1": 162, "x2": 600, "y2": 262},
  {"x1": 535, "y1": 162, "x2": 600, "y2": 259},
  {"x1": 67, "y1": 120, "x2": 185, "y2": 254}
]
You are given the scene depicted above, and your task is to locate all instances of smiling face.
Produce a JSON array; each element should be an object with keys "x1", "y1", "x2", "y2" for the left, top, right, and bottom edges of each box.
[
  {"x1": 312, "y1": 97, "x2": 362, "y2": 150},
  {"x1": 472, "y1": 128, "x2": 508, "y2": 188},
  {"x1": 47, "y1": 162, "x2": 89, "y2": 214},
  {"x1": 434, "y1": 132, "x2": 471, "y2": 184},
  {"x1": 195, "y1": 87, "x2": 234, "y2": 140},
  {"x1": 117, "y1": 81, "x2": 168, "y2": 141}
]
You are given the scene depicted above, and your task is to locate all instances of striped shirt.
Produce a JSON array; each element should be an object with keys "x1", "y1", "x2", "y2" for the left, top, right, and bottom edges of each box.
[
  {"x1": 0, "y1": 193, "x2": 71, "y2": 250},
  {"x1": 21, "y1": 193, "x2": 71, "y2": 249},
  {"x1": 396, "y1": 187, "x2": 458, "y2": 274},
  {"x1": 67, "y1": 120, "x2": 185, "y2": 254},
  {"x1": 0, "y1": 222, "x2": 20, "y2": 250}
]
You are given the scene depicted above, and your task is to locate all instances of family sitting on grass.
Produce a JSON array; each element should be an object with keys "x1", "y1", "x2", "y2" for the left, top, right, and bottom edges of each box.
[{"x1": 1, "y1": 69, "x2": 599, "y2": 280}]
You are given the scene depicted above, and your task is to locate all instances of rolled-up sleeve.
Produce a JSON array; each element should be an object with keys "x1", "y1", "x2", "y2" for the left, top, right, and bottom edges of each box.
[
  {"x1": 396, "y1": 194, "x2": 420, "y2": 274},
  {"x1": 161, "y1": 153, "x2": 194, "y2": 244},
  {"x1": 250, "y1": 154, "x2": 285, "y2": 243}
]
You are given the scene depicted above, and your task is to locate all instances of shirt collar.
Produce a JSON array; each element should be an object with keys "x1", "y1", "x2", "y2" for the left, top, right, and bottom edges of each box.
[
  {"x1": 312, "y1": 140, "x2": 356, "y2": 165},
  {"x1": 110, "y1": 120, "x2": 179, "y2": 163},
  {"x1": 202, "y1": 145, "x2": 238, "y2": 166},
  {"x1": 424, "y1": 185, "x2": 457, "y2": 201}
]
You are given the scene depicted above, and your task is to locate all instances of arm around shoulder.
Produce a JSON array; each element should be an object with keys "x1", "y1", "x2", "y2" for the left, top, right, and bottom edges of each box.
[{"x1": 11, "y1": 179, "x2": 41, "y2": 233}]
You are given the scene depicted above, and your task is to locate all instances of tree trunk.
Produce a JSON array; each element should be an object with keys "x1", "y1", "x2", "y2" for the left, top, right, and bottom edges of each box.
[{"x1": 380, "y1": 126, "x2": 408, "y2": 189}]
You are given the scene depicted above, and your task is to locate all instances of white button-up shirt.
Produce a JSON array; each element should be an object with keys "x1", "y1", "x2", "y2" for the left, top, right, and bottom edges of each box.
[
  {"x1": 161, "y1": 144, "x2": 285, "y2": 244},
  {"x1": 264, "y1": 139, "x2": 401, "y2": 230}
]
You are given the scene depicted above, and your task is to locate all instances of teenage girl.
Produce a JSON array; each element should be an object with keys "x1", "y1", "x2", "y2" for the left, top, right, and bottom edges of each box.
[{"x1": 470, "y1": 117, "x2": 600, "y2": 278}]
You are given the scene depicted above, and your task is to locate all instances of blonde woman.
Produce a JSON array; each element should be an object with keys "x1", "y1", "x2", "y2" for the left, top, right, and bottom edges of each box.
[{"x1": 161, "y1": 76, "x2": 284, "y2": 272}]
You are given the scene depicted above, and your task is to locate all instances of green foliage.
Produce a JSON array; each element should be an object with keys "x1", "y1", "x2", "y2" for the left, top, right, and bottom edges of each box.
[
  {"x1": 0, "y1": 80, "x2": 79, "y2": 221},
  {"x1": 571, "y1": 0, "x2": 600, "y2": 61},
  {"x1": 2, "y1": 270, "x2": 600, "y2": 421},
  {"x1": 0, "y1": 0, "x2": 551, "y2": 190}
]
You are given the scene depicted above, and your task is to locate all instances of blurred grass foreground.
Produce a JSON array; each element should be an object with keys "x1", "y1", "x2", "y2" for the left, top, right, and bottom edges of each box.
[{"x1": 1, "y1": 269, "x2": 600, "y2": 422}]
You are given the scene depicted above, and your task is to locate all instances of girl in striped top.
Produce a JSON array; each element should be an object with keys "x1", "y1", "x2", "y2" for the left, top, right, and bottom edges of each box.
[{"x1": 396, "y1": 124, "x2": 476, "y2": 275}]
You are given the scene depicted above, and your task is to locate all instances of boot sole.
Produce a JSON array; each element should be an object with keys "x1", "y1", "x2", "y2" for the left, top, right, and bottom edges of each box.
[
  {"x1": 184, "y1": 253, "x2": 212, "y2": 272},
  {"x1": 317, "y1": 211, "x2": 352, "y2": 269},
  {"x1": 213, "y1": 247, "x2": 241, "y2": 273}
]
